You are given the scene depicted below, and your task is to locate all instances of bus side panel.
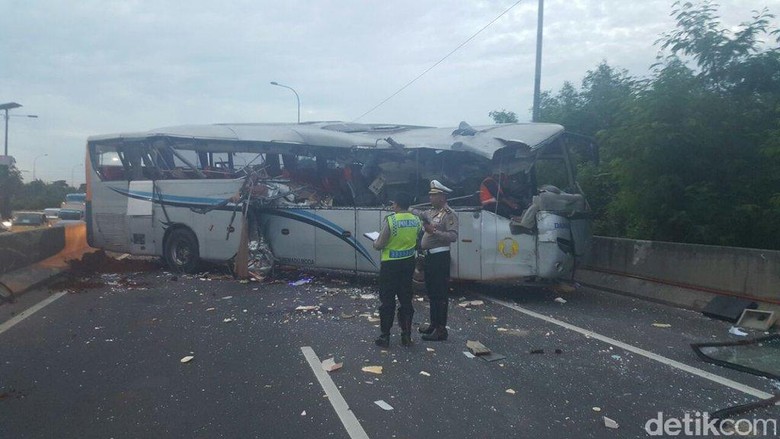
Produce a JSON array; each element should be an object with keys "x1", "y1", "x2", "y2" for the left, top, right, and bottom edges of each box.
[
  {"x1": 314, "y1": 208, "x2": 358, "y2": 271},
  {"x1": 355, "y1": 208, "x2": 382, "y2": 273},
  {"x1": 536, "y1": 212, "x2": 575, "y2": 279},
  {"x1": 454, "y1": 211, "x2": 482, "y2": 280},
  {"x1": 260, "y1": 209, "x2": 316, "y2": 268},
  {"x1": 89, "y1": 178, "x2": 132, "y2": 253},
  {"x1": 479, "y1": 211, "x2": 536, "y2": 281}
]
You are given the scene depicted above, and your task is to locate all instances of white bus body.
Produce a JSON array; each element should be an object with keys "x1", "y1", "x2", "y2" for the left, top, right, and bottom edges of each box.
[{"x1": 86, "y1": 122, "x2": 593, "y2": 281}]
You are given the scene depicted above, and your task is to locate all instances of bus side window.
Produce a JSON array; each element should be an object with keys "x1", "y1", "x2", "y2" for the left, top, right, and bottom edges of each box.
[{"x1": 91, "y1": 145, "x2": 126, "y2": 181}]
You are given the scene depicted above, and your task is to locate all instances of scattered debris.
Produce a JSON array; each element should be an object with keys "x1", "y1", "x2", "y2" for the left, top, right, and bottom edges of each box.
[
  {"x1": 728, "y1": 326, "x2": 748, "y2": 336},
  {"x1": 480, "y1": 353, "x2": 506, "y2": 362},
  {"x1": 222, "y1": 296, "x2": 233, "y2": 300},
  {"x1": 289, "y1": 278, "x2": 313, "y2": 286},
  {"x1": 205, "y1": 307, "x2": 216, "y2": 312},
  {"x1": 362, "y1": 366, "x2": 383, "y2": 375},
  {"x1": 340, "y1": 313, "x2": 356, "y2": 319},
  {"x1": 554, "y1": 297, "x2": 567, "y2": 304},
  {"x1": 611, "y1": 355, "x2": 622, "y2": 360},
  {"x1": 505, "y1": 389, "x2": 516, "y2": 395},
  {"x1": 374, "y1": 400, "x2": 394, "y2": 411},
  {"x1": 295, "y1": 305, "x2": 319, "y2": 312},
  {"x1": 603, "y1": 417, "x2": 619, "y2": 429},
  {"x1": 360, "y1": 294, "x2": 378, "y2": 300},
  {"x1": 497, "y1": 328, "x2": 530, "y2": 337},
  {"x1": 484, "y1": 316, "x2": 498, "y2": 321},
  {"x1": 554, "y1": 349, "x2": 563, "y2": 354},
  {"x1": 651, "y1": 323, "x2": 671, "y2": 328},
  {"x1": 530, "y1": 349, "x2": 544, "y2": 354},
  {"x1": 321, "y1": 358, "x2": 343, "y2": 372},
  {"x1": 458, "y1": 300, "x2": 484, "y2": 307},
  {"x1": 592, "y1": 407, "x2": 601, "y2": 412},
  {"x1": 463, "y1": 351, "x2": 476, "y2": 359},
  {"x1": 466, "y1": 340, "x2": 491, "y2": 356},
  {"x1": 426, "y1": 348, "x2": 435, "y2": 352},
  {"x1": 736, "y1": 309, "x2": 776, "y2": 331},
  {"x1": 419, "y1": 371, "x2": 431, "y2": 377},
  {"x1": 301, "y1": 410, "x2": 306, "y2": 416},
  {"x1": 223, "y1": 317, "x2": 236, "y2": 323},
  {"x1": 180, "y1": 355, "x2": 194, "y2": 363}
]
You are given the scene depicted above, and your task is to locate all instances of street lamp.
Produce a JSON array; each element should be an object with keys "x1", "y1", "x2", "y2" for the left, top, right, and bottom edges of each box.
[
  {"x1": 33, "y1": 153, "x2": 48, "y2": 180},
  {"x1": 270, "y1": 81, "x2": 301, "y2": 123},
  {"x1": 71, "y1": 163, "x2": 84, "y2": 188},
  {"x1": 1, "y1": 102, "x2": 38, "y2": 156}
]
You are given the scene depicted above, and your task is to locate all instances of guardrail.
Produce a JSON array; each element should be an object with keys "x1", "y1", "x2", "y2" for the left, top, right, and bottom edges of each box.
[{"x1": 576, "y1": 236, "x2": 780, "y2": 313}]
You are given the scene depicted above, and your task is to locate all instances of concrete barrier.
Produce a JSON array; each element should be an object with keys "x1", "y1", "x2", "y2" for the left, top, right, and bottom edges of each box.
[
  {"x1": 576, "y1": 236, "x2": 780, "y2": 314},
  {"x1": 0, "y1": 227, "x2": 66, "y2": 274},
  {"x1": 0, "y1": 223, "x2": 93, "y2": 299}
]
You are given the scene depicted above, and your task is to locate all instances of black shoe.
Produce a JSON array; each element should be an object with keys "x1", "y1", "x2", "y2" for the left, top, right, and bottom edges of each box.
[
  {"x1": 421, "y1": 327, "x2": 448, "y2": 341},
  {"x1": 374, "y1": 334, "x2": 390, "y2": 348},
  {"x1": 418, "y1": 323, "x2": 435, "y2": 334},
  {"x1": 401, "y1": 333, "x2": 413, "y2": 346}
]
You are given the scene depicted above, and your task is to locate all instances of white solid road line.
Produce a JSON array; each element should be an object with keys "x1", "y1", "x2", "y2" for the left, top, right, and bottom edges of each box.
[
  {"x1": 301, "y1": 346, "x2": 370, "y2": 439},
  {"x1": 485, "y1": 296, "x2": 775, "y2": 400},
  {"x1": 0, "y1": 292, "x2": 67, "y2": 336}
]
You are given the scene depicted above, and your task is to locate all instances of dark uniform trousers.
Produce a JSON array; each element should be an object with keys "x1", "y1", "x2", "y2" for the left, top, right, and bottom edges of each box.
[
  {"x1": 424, "y1": 251, "x2": 450, "y2": 328},
  {"x1": 378, "y1": 256, "x2": 416, "y2": 334}
]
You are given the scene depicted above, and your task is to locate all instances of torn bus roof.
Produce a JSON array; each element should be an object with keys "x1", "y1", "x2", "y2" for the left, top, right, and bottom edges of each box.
[{"x1": 86, "y1": 121, "x2": 565, "y2": 161}]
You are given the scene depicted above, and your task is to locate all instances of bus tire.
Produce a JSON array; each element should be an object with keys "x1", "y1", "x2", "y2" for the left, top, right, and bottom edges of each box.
[{"x1": 164, "y1": 228, "x2": 200, "y2": 274}]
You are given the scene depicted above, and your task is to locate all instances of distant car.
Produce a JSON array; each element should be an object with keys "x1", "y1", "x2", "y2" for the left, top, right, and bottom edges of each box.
[
  {"x1": 44, "y1": 208, "x2": 61, "y2": 220},
  {"x1": 54, "y1": 209, "x2": 85, "y2": 227},
  {"x1": 0, "y1": 222, "x2": 9, "y2": 233},
  {"x1": 61, "y1": 193, "x2": 86, "y2": 212},
  {"x1": 10, "y1": 211, "x2": 51, "y2": 232}
]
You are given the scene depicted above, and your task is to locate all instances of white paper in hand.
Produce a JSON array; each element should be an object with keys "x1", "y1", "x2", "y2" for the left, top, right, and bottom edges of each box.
[{"x1": 364, "y1": 231, "x2": 380, "y2": 241}]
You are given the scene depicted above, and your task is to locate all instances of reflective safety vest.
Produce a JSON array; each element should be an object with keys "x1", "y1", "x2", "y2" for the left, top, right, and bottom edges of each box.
[{"x1": 381, "y1": 212, "x2": 421, "y2": 261}]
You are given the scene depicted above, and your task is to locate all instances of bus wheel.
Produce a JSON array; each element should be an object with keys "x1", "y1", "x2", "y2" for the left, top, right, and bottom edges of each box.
[{"x1": 164, "y1": 228, "x2": 200, "y2": 273}]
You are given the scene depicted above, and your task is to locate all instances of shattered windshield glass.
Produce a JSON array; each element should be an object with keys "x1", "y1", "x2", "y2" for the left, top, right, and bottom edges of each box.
[{"x1": 692, "y1": 335, "x2": 780, "y2": 379}]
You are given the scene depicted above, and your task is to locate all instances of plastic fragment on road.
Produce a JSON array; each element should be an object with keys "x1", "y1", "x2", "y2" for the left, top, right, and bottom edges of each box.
[
  {"x1": 592, "y1": 407, "x2": 601, "y2": 412},
  {"x1": 603, "y1": 416, "x2": 619, "y2": 429},
  {"x1": 426, "y1": 348, "x2": 435, "y2": 352},
  {"x1": 205, "y1": 307, "x2": 216, "y2": 312},
  {"x1": 301, "y1": 410, "x2": 306, "y2": 416},
  {"x1": 289, "y1": 278, "x2": 313, "y2": 287},
  {"x1": 180, "y1": 355, "x2": 194, "y2": 363},
  {"x1": 458, "y1": 300, "x2": 484, "y2": 307},
  {"x1": 728, "y1": 326, "x2": 748, "y2": 336},
  {"x1": 484, "y1": 316, "x2": 498, "y2": 321},
  {"x1": 222, "y1": 296, "x2": 233, "y2": 300},
  {"x1": 362, "y1": 366, "x2": 383, "y2": 375},
  {"x1": 419, "y1": 371, "x2": 431, "y2": 377},
  {"x1": 611, "y1": 355, "x2": 622, "y2": 360},
  {"x1": 374, "y1": 400, "x2": 394, "y2": 410},
  {"x1": 505, "y1": 389, "x2": 516, "y2": 395},
  {"x1": 466, "y1": 340, "x2": 491, "y2": 356},
  {"x1": 463, "y1": 351, "x2": 475, "y2": 359},
  {"x1": 554, "y1": 297, "x2": 567, "y2": 304},
  {"x1": 321, "y1": 357, "x2": 343, "y2": 372},
  {"x1": 360, "y1": 294, "x2": 377, "y2": 300},
  {"x1": 223, "y1": 317, "x2": 235, "y2": 323},
  {"x1": 651, "y1": 323, "x2": 671, "y2": 328},
  {"x1": 295, "y1": 305, "x2": 319, "y2": 312}
]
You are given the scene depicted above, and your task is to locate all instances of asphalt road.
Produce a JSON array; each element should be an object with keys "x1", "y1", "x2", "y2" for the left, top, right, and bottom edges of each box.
[{"x1": 1, "y1": 262, "x2": 778, "y2": 438}]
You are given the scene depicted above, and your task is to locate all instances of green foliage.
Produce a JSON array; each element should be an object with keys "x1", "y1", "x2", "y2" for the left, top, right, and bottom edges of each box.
[
  {"x1": 489, "y1": 109, "x2": 519, "y2": 123},
  {"x1": 0, "y1": 165, "x2": 23, "y2": 218},
  {"x1": 534, "y1": 1, "x2": 780, "y2": 250},
  {"x1": 11, "y1": 180, "x2": 80, "y2": 212}
]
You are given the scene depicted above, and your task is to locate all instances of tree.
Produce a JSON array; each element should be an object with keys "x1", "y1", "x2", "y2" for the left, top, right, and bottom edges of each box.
[
  {"x1": 489, "y1": 109, "x2": 519, "y2": 123},
  {"x1": 0, "y1": 165, "x2": 23, "y2": 218}
]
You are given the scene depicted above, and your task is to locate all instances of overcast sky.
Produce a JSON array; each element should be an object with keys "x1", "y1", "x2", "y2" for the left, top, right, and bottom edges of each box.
[{"x1": 2, "y1": 0, "x2": 778, "y2": 185}]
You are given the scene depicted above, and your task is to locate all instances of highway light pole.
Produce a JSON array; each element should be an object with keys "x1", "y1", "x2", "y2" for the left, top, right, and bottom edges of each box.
[
  {"x1": 1, "y1": 102, "x2": 38, "y2": 156},
  {"x1": 532, "y1": 0, "x2": 544, "y2": 122},
  {"x1": 270, "y1": 81, "x2": 301, "y2": 123},
  {"x1": 33, "y1": 153, "x2": 48, "y2": 180}
]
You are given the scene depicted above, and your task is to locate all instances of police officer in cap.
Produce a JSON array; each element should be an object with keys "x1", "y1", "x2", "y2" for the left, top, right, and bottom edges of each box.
[
  {"x1": 414, "y1": 180, "x2": 459, "y2": 341},
  {"x1": 372, "y1": 192, "x2": 422, "y2": 347}
]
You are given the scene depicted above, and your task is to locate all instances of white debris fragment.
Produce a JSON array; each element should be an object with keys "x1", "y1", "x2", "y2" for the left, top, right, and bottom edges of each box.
[
  {"x1": 420, "y1": 371, "x2": 431, "y2": 377},
  {"x1": 223, "y1": 317, "x2": 236, "y2": 323},
  {"x1": 360, "y1": 294, "x2": 377, "y2": 300},
  {"x1": 463, "y1": 351, "x2": 476, "y2": 359},
  {"x1": 301, "y1": 410, "x2": 306, "y2": 416},
  {"x1": 651, "y1": 323, "x2": 671, "y2": 328},
  {"x1": 205, "y1": 307, "x2": 216, "y2": 312},
  {"x1": 728, "y1": 326, "x2": 748, "y2": 336},
  {"x1": 458, "y1": 300, "x2": 484, "y2": 307},
  {"x1": 321, "y1": 358, "x2": 343, "y2": 372},
  {"x1": 505, "y1": 389, "x2": 516, "y2": 395},
  {"x1": 426, "y1": 348, "x2": 435, "y2": 352},
  {"x1": 180, "y1": 355, "x2": 194, "y2": 363},
  {"x1": 592, "y1": 407, "x2": 602, "y2": 412},
  {"x1": 603, "y1": 416, "x2": 619, "y2": 429},
  {"x1": 374, "y1": 400, "x2": 394, "y2": 410},
  {"x1": 362, "y1": 366, "x2": 383, "y2": 375},
  {"x1": 295, "y1": 305, "x2": 319, "y2": 311},
  {"x1": 554, "y1": 297, "x2": 567, "y2": 304},
  {"x1": 222, "y1": 296, "x2": 233, "y2": 300}
]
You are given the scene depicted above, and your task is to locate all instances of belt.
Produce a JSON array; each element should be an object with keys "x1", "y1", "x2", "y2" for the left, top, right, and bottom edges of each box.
[{"x1": 423, "y1": 246, "x2": 449, "y2": 255}]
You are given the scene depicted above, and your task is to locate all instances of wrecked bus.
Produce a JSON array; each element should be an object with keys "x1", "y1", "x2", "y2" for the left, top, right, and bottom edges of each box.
[{"x1": 85, "y1": 121, "x2": 593, "y2": 282}]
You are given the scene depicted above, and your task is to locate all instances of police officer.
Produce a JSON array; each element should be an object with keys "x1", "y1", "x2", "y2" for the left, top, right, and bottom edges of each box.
[
  {"x1": 415, "y1": 180, "x2": 459, "y2": 341},
  {"x1": 372, "y1": 192, "x2": 422, "y2": 347}
]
